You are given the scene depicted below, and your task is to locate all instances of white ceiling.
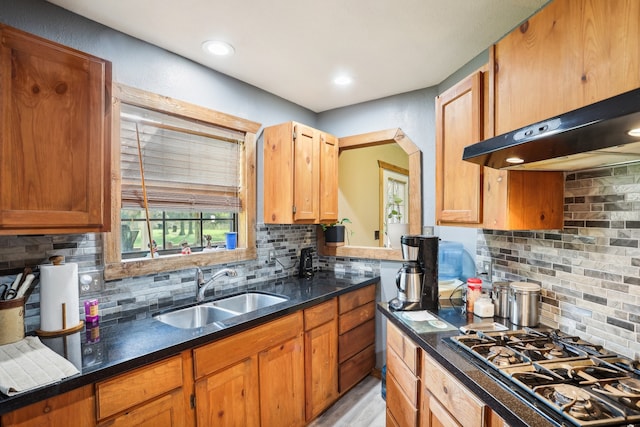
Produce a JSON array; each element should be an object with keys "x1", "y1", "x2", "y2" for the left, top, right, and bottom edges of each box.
[{"x1": 46, "y1": 0, "x2": 547, "y2": 112}]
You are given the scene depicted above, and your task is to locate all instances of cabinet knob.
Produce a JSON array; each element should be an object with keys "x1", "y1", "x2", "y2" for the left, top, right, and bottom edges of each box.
[
  {"x1": 443, "y1": 385, "x2": 448, "y2": 394},
  {"x1": 43, "y1": 405, "x2": 51, "y2": 414}
]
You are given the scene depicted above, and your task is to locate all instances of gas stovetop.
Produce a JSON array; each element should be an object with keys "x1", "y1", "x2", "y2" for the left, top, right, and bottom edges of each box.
[{"x1": 450, "y1": 329, "x2": 640, "y2": 426}]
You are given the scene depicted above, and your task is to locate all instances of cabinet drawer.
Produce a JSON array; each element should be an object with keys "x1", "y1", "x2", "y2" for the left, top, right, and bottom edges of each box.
[
  {"x1": 422, "y1": 352, "x2": 485, "y2": 427},
  {"x1": 194, "y1": 312, "x2": 303, "y2": 379},
  {"x1": 338, "y1": 318, "x2": 375, "y2": 363},
  {"x1": 338, "y1": 284, "x2": 375, "y2": 314},
  {"x1": 304, "y1": 298, "x2": 336, "y2": 331},
  {"x1": 338, "y1": 300, "x2": 374, "y2": 334},
  {"x1": 386, "y1": 320, "x2": 420, "y2": 375},
  {"x1": 338, "y1": 344, "x2": 375, "y2": 393},
  {"x1": 386, "y1": 372, "x2": 418, "y2": 427},
  {"x1": 96, "y1": 355, "x2": 183, "y2": 420},
  {"x1": 387, "y1": 345, "x2": 419, "y2": 405}
]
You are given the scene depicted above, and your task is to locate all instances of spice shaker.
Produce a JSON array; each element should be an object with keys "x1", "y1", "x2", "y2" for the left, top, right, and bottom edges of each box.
[{"x1": 466, "y1": 277, "x2": 482, "y2": 313}]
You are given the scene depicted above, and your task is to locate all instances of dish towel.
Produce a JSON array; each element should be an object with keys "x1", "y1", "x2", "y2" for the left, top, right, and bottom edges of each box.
[{"x1": 0, "y1": 336, "x2": 79, "y2": 396}]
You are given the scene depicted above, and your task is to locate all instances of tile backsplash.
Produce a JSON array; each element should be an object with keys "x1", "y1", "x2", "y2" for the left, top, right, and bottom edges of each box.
[
  {"x1": 477, "y1": 163, "x2": 640, "y2": 359},
  {"x1": 0, "y1": 224, "x2": 379, "y2": 333}
]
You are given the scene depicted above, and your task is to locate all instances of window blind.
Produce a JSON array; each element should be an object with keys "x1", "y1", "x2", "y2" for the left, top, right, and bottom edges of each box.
[{"x1": 120, "y1": 104, "x2": 244, "y2": 212}]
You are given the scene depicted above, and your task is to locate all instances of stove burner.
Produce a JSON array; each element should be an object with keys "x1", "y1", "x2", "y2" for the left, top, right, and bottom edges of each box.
[
  {"x1": 514, "y1": 342, "x2": 569, "y2": 360},
  {"x1": 487, "y1": 346, "x2": 518, "y2": 366},
  {"x1": 618, "y1": 378, "x2": 640, "y2": 395},
  {"x1": 551, "y1": 385, "x2": 603, "y2": 420},
  {"x1": 566, "y1": 364, "x2": 625, "y2": 383}
]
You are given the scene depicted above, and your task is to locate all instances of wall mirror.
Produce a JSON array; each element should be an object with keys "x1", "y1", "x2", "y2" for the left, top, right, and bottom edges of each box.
[{"x1": 318, "y1": 128, "x2": 421, "y2": 261}]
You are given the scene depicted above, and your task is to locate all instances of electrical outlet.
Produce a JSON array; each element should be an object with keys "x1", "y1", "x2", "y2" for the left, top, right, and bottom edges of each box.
[
  {"x1": 79, "y1": 270, "x2": 103, "y2": 295},
  {"x1": 482, "y1": 261, "x2": 492, "y2": 279},
  {"x1": 268, "y1": 250, "x2": 276, "y2": 263}
]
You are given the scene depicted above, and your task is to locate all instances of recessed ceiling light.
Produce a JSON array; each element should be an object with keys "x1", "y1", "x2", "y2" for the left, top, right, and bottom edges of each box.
[
  {"x1": 506, "y1": 157, "x2": 524, "y2": 164},
  {"x1": 333, "y1": 75, "x2": 353, "y2": 86},
  {"x1": 628, "y1": 128, "x2": 640, "y2": 137},
  {"x1": 202, "y1": 40, "x2": 235, "y2": 56}
]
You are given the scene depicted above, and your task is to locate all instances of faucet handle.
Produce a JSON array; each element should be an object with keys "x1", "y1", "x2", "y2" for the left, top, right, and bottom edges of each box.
[{"x1": 196, "y1": 267, "x2": 205, "y2": 286}]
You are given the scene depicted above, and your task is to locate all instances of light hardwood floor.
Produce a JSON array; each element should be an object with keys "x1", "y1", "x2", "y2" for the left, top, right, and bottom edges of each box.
[{"x1": 309, "y1": 376, "x2": 386, "y2": 427}]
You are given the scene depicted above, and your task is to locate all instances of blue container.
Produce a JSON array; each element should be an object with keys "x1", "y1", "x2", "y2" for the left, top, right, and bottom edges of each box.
[
  {"x1": 225, "y1": 232, "x2": 237, "y2": 250},
  {"x1": 381, "y1": 364, "x2": 387, "y2": 400},
  {"x1": 438, "y1": 241, "x2": 463, "y2": 281}
]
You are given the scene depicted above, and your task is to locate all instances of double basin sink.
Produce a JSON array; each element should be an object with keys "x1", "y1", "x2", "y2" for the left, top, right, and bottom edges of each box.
[{"x1": 154, "y1": 292, "x2": 288, "y2": 329}]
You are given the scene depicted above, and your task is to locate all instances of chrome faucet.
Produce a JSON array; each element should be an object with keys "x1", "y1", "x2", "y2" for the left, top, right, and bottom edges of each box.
[{"x1": 196, "y1": 268, "x2": 238, "y2": 302}]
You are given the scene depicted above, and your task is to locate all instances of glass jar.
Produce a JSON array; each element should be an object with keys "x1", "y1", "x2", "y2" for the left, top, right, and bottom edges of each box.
[{"x1": 466, "y1": 277, "x2": 482, "y2": 313}]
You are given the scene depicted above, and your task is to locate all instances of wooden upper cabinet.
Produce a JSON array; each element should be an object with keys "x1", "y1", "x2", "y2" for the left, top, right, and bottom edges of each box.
[
  {"x1": 319, "y1": 132, "x2": 339, "y2": 223},
  {"x1": 263, "y1": 121, "x2": 338, "y2": 224},
  {"x1": 435, "y1": 71, "x2": 483, "y2": 225},
  {"x1": 494, "y1": 0, "x2": 640, "y2": 135},
  {"x1": 0, "y1": 25, "x2": 111, "y2": 235}
]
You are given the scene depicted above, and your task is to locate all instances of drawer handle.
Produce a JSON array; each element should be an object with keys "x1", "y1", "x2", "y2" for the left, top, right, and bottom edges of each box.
[{"x1": 443, "y1": 385, "x2": 448, "y2": 394}]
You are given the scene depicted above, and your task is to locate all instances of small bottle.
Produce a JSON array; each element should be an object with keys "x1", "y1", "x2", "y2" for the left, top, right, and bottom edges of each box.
[
  {"x1": 466, "y1": 278, "x2": 482, "y2": 313},
  {"x1": 84, "y1": 299, "x2": 99, "y2": 323}
]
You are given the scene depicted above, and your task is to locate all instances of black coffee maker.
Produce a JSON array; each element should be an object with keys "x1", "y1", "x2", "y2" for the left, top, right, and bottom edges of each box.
[{"x1": 389, "y1": 235, "x2": 439, "y2": 311}]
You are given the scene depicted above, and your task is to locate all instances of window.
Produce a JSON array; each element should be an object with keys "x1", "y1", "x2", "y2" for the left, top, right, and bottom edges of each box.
[{"x1": 105, "y1": 85, "x2": 261, "y2": 280}]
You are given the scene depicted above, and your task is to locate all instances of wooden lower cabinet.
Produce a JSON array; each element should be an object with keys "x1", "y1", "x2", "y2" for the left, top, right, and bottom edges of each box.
[
  {"x1": 193, "y1": 312, "x2": 305, "y2": 427},
  {"x1": 2, "y1": 290, "x2": 375, "y2": 427},
  {"x1": 195, "y1": 356, "x2": 260, "y2": 427},
  {"x1": 386, "y1": 321, "x2": 420, "y2": 427},
  {"x1": 421, "y1": 351, "x2": 486, "y2": 427},
  {"x1": 385, "y1": 320, "x2": 505, "y2": 427},
  {"x1": 98, "y1": 389, "x2": 186, "y2": 427},
  {"x1": 421, "y1": 391, "x2": 462, "y2": 427},
  {"x1": 259, "y1": 335, "x2": 305, "y2": 427},
  {"x1": 1, "y1": 386, "x2": 95, "y2": 427},
  {"x1": 95, "y1": 355, "x2": 185, "y2": 421},
  {"x1": 304, "y1": 299, "x2": 338, "y2": 422},
  {"x1": 338, "y1": 284, "x2": 376, "y2": 393}
]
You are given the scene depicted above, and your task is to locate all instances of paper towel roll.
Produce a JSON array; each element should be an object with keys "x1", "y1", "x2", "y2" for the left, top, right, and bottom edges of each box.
[{"x1": 39, "y1": 262, "x2": 80, "y2": 332}]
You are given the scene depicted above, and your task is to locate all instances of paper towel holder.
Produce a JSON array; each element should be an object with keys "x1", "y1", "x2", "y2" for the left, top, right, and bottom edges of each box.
[
  {"x1": 36, "y1": 256, "x2": 84, "y2": 337},
  {"x1": 35, "y1": 303, "x2": 84, "y2": 337}
]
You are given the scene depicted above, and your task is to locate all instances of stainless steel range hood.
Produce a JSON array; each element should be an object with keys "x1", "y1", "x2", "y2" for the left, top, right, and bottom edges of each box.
[{"x1": 462, "y1": 88, "x2": 640, "y2": 171}]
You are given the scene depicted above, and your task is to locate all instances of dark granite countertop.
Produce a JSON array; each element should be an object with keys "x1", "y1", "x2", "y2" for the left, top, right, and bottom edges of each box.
[
  {"x1": 378, "y1": 302, "x2": 558, "y2": 427},
  {"x1": 0, "y1": 272, "x2": 379, "y2": 416}
]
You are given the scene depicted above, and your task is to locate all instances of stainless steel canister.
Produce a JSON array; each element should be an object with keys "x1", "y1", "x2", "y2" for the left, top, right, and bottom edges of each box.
[
  {"x1": 509, "y1": 282, "x2": 541, "y2": 326},
  {"x1": 491, "y1": 282, "x2": 510, "y2": 318}
]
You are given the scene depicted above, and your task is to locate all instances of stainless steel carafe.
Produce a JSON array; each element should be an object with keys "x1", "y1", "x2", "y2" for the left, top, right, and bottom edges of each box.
[
  {"x1": 389, "y1": 235, "x2": 438, "y2": 311},
  {"x1": 395, "y1": 262, "x2": 423, "y2": 306}
]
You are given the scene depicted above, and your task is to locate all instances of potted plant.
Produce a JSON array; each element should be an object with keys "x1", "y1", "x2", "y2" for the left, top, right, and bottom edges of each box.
[
  {"x1": 320, "y1": 218, "x2": 351, "y2": 247},
  {"x1": 386, "y1": 194, "x2": 408, "y2": 248}
]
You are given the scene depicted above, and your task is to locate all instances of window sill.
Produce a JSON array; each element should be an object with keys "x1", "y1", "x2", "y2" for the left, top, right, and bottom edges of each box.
[{"x1": 104, "y1": 247, "x2": 257, "y2": 281}]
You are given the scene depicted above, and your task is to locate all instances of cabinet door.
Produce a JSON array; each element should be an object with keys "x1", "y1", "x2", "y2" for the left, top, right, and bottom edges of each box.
[
  {"x1": 195, "y1": 356, "x2": 260, "y2": 427},
  {"x1": 2, "y1": 385, "x2": 95, "y2": 427},
  {"x1": 318, "y1": 132, "x2": 339, "y2": 223},
  {"x1": 494, "y1": 0, "x2": 640, "y2": 134},
  {"x1": 483, "y1": 168, "x2": 564, "y2": 230},
  {"x1": 293, "y1": 123, "x2": 319, "y2": 222},
  {"x1": 0, "y1": 25, "x2": 111, "y2": 234},
  {"x1": 98, "y1": 389, "x2": 186, "y2": 427},
  {"x1": 305, "y1": 318, "x2": 338, "y2": 421},
  {"x1": 435, "y1": 71, "x2": 483, "y2": 225},
  {"x1": 420, "y1": 391, "x2": 462, "y2": 427},
  {"x1": 259, "y1": 335, "x2": 305, "y2": 427}
]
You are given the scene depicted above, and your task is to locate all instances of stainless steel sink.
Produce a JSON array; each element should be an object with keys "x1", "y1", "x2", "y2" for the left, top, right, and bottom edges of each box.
[
  {"x1": 205, "y1": 292, "x2": 288, "y2": 314},
  {"x1": 155, "y1": 292, "x2": 288, "y2": 329},
  {"x1": 154, "y1": 305, "x2": 237, "y2": 329}
]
